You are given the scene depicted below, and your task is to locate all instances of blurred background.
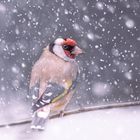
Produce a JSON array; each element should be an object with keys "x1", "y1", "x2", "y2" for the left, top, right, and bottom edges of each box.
[{"x1": 0, "y1": 0, "x2": 140, "y2": 123}]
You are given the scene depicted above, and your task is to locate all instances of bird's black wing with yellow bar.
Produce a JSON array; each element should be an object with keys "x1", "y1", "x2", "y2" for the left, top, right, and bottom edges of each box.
[{"x1": 31, "y1": 82, "x2": 72, "y2": 112}]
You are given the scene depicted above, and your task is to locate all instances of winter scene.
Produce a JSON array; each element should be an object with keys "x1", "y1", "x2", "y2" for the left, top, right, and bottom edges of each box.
[{"x1": 0, "y1": 0, "x2": 140, "y2": 139}]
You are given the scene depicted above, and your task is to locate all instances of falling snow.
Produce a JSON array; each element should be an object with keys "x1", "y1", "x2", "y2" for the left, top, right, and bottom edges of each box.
[
  {"x1": 125, "y1": 18, "x2": 135, "y2": 29},
  {"x1": 83, "y1": 15, "x2": 90, "y2": 22},
  {"x1": 96, "y1": 2, "x2": 104, "y2": 10},
  {"x1": 92, "y1": 82, "x2": 112, "y2": 96},
  {"x1": 87, "y1": 32, "x2": 94, "y2": 40},
  {"x1": 0, "y1": 4, "x2": 6, "y2": 13},
  {"x1": 0, "y1": 0, "x2": 140, "y2": 138}
]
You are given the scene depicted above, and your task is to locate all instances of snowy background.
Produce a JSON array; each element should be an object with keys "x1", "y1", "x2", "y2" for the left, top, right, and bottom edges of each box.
[{"x1": 0, "y1": 0, "x2": 140, "y2": 130}]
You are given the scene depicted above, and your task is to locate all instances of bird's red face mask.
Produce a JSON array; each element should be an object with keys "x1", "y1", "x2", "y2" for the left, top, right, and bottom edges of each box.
[{"x1": 63, "y1": 38, "x2": 83, "y2": 59}]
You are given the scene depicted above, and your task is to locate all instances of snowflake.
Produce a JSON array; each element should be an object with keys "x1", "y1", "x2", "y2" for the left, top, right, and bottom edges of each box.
[
  {"x1": 87, "y1": 32, "x2": 94, "y2": 40},
  {"x1": 92, "y1": 82, "x2": 112, "y2": 97},
  {"x1": 0, "y1": 4, "x2": 6, "y2": 13},
  {"x1": 83, "y1": 15, "x2": 90, "y2": 22},
  {"x1": 96, "y1": 2, "x2": 104, "y2": 10},
  {"x1": 125, "y1": 18, "x2": 135, "y2": 29}
]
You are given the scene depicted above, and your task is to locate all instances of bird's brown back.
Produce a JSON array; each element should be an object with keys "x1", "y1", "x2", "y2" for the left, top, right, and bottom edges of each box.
[{"x1": 30, "y1": 48, "x2": 78, "y2": 97}]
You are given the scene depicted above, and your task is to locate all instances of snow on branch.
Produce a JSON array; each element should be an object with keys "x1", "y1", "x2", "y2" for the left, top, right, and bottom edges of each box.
[{"x1": 0, "y1": 101, "x2": 140, "y2": 128}]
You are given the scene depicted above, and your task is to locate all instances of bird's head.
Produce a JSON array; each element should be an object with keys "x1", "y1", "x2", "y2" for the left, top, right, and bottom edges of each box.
[{"x1": 48, "y1": 38, "x2": 84, "y2": 61}]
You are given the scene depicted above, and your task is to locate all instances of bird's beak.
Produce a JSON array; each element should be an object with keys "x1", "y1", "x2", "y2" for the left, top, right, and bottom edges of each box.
[{"x1": 72, "y1": 46, "x2": 85, "y2": 55}]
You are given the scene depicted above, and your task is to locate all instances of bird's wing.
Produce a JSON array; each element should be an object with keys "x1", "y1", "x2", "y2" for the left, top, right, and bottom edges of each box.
[
  {"x1": 32, "y1": 80, "x2": 77, "y2": 112},
  {"x1": 29, "y1": 82, "x2": 40, "y2": 104}
]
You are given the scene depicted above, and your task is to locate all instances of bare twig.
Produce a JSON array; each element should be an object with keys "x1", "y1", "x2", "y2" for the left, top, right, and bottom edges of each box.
[{"x1": 0, "y1": 101, "x2": 140, "y2": 128}]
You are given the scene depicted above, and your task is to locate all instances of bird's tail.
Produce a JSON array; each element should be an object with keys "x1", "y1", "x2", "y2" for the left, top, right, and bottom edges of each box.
[{"x1": 30, "y1": 109, "x2": 50, "y2": 131}]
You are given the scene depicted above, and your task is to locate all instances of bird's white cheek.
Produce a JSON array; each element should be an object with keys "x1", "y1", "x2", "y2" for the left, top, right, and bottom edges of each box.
[
  {"x1": 53, "y1": 45, "x2": 66, "y2": 59},
  {"x1": 54, "y1": 38, "x2": 64, "y2": 45}
]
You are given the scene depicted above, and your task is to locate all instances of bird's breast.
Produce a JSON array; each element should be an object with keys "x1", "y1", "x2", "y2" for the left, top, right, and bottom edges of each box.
[{"x1": 43, "y1": 60, "x2": 78, "y2": 87}]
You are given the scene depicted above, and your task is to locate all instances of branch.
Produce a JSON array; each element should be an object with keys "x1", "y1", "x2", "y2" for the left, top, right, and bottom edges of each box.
[{"x1": 0, "y1": 101, "x2": 140, "y2": 128}]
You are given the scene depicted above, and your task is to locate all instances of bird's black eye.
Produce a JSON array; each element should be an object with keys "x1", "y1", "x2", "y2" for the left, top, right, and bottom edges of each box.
[
  {"x1": 63, "y1": 45, "x2": 74, "y2": 52},
  {"x1": 63, "y1": 45, "x2": 69, "y2": 50}
]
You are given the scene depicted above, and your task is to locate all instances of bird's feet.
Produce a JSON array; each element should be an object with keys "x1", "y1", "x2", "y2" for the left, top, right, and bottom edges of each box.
[{"x1": 59, "y1": 110, "x2": 65, "y2": 117}]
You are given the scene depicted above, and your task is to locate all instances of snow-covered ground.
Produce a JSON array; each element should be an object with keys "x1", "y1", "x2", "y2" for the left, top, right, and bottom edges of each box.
[{"x1": 0, "y1": 106, "x2": 140, "y2": 140}]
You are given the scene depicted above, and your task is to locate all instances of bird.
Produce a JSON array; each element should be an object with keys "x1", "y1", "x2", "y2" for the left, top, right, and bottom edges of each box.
[{"x1": 29, "y1": 38, "x2": 84, "y2": 130}]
